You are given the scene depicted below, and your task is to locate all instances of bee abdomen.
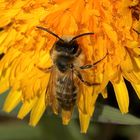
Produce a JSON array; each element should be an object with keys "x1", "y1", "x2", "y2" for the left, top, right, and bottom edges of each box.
[
  {"x1": 57, "y1": 95, "x2": 76, "y2": 110},
  {"x1": 56, "y1": 76, "x2": 78, "y2": 110},
  {"x1": 56, "y1": 89, "x2": 77, "y2": 111}
]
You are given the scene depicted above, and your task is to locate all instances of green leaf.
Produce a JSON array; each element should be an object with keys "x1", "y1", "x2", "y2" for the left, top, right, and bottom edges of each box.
[
  {"x1": 93, "y1": 103, "x2": 140, "y2": 125},
  {"x1": 0, "y1": 121, "x2": 42, "y2": 140}
]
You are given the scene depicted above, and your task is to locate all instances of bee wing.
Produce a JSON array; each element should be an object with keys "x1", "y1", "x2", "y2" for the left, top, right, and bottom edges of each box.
[
  {"x1": 45, "y1": 66, "x2": 58, "y2": 112},
  {"x1": 46, "y1": 68, "x2": 76, "y2": 112}
]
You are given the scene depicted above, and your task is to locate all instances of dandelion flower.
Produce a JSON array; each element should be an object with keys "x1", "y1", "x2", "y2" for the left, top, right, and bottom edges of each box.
[{"x1": 0, "y1": 0, "x2": 140, "y2": 133}]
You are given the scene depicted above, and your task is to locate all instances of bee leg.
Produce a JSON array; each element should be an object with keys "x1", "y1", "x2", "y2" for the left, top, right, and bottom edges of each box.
[
  {"x1": 133, "y1": 28, "x2": 140, "y2": 34},
  {"x1": 80, "y1": 64, "x2": 92, "y2": 69},
  {"x1": 35, "y1": 64, "x2": 52, "y2": 73},
  {"x1": 74, "y1": 70, "x2": 100, "y2": 86},
  {"x1": 80, "y1": 54, "x2": 107, "y2": 69}
]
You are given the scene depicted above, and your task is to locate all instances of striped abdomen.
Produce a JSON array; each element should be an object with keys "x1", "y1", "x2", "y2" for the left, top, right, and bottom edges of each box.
[{"x1": 56, "y1": 76, "x2": 77, "y2": 111}]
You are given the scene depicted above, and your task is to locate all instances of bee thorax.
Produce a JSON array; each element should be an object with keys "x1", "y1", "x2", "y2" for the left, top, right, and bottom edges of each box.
[{"x1": 55, "y1": 55, "x2": 73, "y2": 72}]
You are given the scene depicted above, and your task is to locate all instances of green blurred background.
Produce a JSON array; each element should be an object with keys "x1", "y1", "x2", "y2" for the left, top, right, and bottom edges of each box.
[{"x1": 0, "y1": 81, "x2": 140, "y2": 140}]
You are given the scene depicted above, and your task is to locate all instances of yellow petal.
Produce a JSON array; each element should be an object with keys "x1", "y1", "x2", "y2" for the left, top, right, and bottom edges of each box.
[
  {"x1": 131, "y1": 83, "x2": 140, "y2": 99},
  {"x1": 129, "y1": 0, "x2": 139, "y2": 6},
  {"x1": 18, "y1": 98, "x2": 37, "y2": 119},
  {"x1": 101, "y1": 88, "x2": 108, "y2": 99},
  {"x1": 84, "y1": 86, "x2": 94, "y2": 115},
  {"x1": 120, "y1": 52, "x2": 133, "y2": 72},
  {"x1": 46, "y1": 0, "x2": 75, "y2": 16},
  {"x1": 0, "y1": 68, "x2": 11, "y2": 94},
  {"x1": 78, "y1": 84, "x2": 94, "y2": 115},
  {"x1": 86, "y1": 87, "x2": 99, "y2": 116},
  {"x1": 133, "y1": 20, "x2": 140, "y2": 34},
  {"x1": 126, "y1": 40, "x2": 139, "y2": 48},
  {"x1": 133, "y1": 56, "x2": 140, "y2": 69},
  {"x1": 20, "y1": 67, "x2": 50, "y2": 100},
  {"x1": 3, "y1": 90, "x2": 21, "y2": 113},
  {"x1": 133, "y1": 48, "x2": 140, "y2": 55},
  {"x1": 0, "y1": 3, "x2": 26, "y2": 27},
  {"x1": 0, "y1": 31, "x2": 8, "y2": 48},
  {"x1": 111, "y1": 75, "x2": 129, "y2": 113},
  {"x1": 79, "y1": 111, "x2": 91, "y2": 133},
  {"x1": 70, "y1": 0, "x2": 84, "y2": 23},
  {"x1": 36, "y1": 50, "x2": 52, "y2": 67},
  {"x1": 29, "y1": 90, "x2": 46, "y2": 126},
  {"x1": 0, "y1": 29, "x2": 17, "y2": 52},
  {"x1": 78, "y1": 83, "x2": 98, "y2": 133},
  {"x1": 102, "y1": 23, "x2": 118, "y2": 44},
  {"x1": 0, "y1": 48, "x2": 21, "y2": 73},
  {"x1": 123, "y1": 71, "x2": 140, "y2": 84}
]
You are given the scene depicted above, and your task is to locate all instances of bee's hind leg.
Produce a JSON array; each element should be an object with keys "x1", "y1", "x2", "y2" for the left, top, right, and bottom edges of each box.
[
  {"x1": 35, "y1": 64, "x2": 52, "y2": 73},
  {"x1": 74, "y1": 70, "x2": 100, "y2": 86}
]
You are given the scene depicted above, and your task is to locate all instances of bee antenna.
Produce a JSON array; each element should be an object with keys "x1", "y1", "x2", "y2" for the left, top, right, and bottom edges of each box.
[
  {"x1": 36, "y1": 26, "x2": 64, "y2": 41},
  {"x1": 71, "y1": 32, "x2": 94, "y2": 41}
]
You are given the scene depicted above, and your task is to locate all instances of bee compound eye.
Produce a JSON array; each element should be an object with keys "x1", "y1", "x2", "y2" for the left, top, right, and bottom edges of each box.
[
  {"x1": 55, "y1": 40, "x2": 66, "y2": 52},
  {"x1": 67, "y1": 46, "x2": 74, "y2": 52},
  {"x1": 68, "y1": 43, "x2": 78, "y2": 54},
  {"x1": 55, "y1": 42, "x2": 62, "y2": 51},
  {"x1": 55, "y1": 45, "x2": 61, "y2": 51}
]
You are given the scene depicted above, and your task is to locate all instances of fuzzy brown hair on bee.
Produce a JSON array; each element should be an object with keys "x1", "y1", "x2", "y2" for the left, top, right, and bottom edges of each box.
[{"x1": 36, "y1": 26, "x2": 106, "y2": 112}]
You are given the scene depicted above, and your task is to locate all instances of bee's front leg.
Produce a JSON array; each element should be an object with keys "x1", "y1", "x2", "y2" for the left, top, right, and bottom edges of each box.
[
  {"x1": 74, "y1": 70, "x2": 100, "y2": 86},
  {"x1": 35, "y1": 64, "x2": 52, "y2": 73},
  {"x1": 80, "y1": 64, "x2": 93, "y2": 69},
  {"x1": 80, "y1": 54, "x2": 107, "y2": 69},
  {"x1": 133, "y1": 28, "x2": 140, "y2": 34}
]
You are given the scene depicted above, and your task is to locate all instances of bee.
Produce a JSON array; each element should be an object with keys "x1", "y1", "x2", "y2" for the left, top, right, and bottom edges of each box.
[{"x1": 36, "y1": 26, "x2": 106, "y2": 112}]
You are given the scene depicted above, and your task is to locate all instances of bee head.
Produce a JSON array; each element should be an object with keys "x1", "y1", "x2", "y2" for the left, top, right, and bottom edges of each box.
[
  {"x1": 36, "y1": 26, "x2": 94, "y2": 55},
  {"x1": 55, "y1": 39, "x2": 79, "y2": 55}
]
